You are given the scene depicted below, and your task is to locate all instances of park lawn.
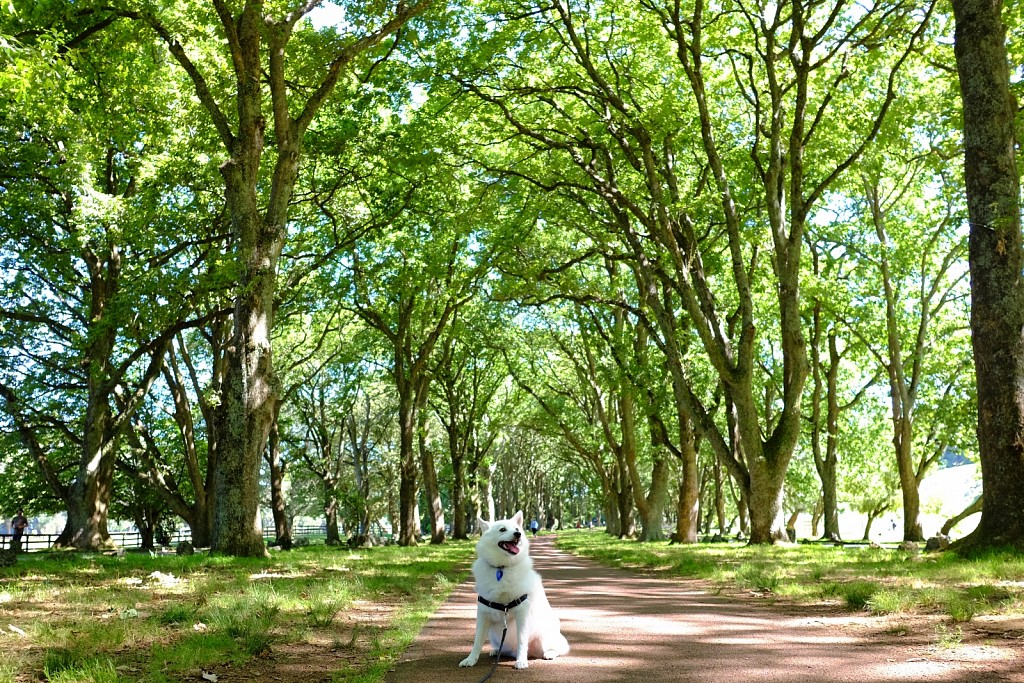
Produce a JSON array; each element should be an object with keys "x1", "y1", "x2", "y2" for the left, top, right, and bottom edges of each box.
[
  {"x1": 556, "y1": 530, "x2": 1024, "y2": 625},
  {"x1": 0, "y1": 540, "x2": 474, "y2": 683}
]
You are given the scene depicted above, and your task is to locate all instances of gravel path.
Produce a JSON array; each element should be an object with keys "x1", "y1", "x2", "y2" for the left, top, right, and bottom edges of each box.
[{"x1": 385, "y1": 535, "x2": 1024, "y2": 683}]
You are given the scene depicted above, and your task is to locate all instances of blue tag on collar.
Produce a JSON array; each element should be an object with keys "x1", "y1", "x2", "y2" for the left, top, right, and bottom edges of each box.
[{"x1": 496, "y1": 568, "x2": 503, "y2": 581}]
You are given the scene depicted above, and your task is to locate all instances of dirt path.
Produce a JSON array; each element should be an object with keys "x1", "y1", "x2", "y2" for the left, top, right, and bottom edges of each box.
[{"x1": 385, "y1": 536, "x2": 1024, "y2": 683}]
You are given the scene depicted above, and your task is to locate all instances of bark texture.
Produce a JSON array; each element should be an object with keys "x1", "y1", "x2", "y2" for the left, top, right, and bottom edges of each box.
[{"x1": 952, "y1": 0, "x2": 1024, "y2": 551}]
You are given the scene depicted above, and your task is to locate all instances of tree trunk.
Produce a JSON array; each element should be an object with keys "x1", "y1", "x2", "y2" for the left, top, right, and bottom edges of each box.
[
  {"x1": 747, "y1": 456, "x2": 788, "y2": 544},
  {"x1": 267, "y1": 408, "x2": 291, "y2": 548},
  {"x1": 53, "y1": 242, "x2": 129, "y2": 551},
  {"x1": 56, "y1": 478, "x2": 115, "y2": 550},
  {"x1": 206, "y1": 5, "x2": 284, "y2": 557},
  {"x1": 735, "y1": 481, "x2": 750, "y2": 538},
  {"x1": 809, "y1": 299, "x2": 843, "y2": 542},
  {"x1": 139, "y1": 522, "x2": 155, "y2": 551},
  {"x1": 643, "y1": 462, "x2": 671, "y2": 539},
  {"x1": 621, "y1": 390, "x2": 670, "y2": 542},
  {"x1": 55, "y1": 375, "x2": 119, "y2": 550},
  {"x1": 324, "y1": 480, "x2": 341, "y2": 545},
  {"x1": 895, "y1": 426, "x2": 925, "y2": 542},
  {"x1": 714, "y1": 459, "x2": 726, "y2": 534},
  {"x1": 396, "y1": 385, "x2": 420, "y2": 546},
  {"x1": 418, "y1": 412, "x2": 446, "y2": 544},
  {"x1": 212, "y1": 329, "x2": 273, "y2": 557},
  {"x1": 602, "y1": 472, "x2": 621, "y2": 536},
  {"x1": 674, "y1": 415, "x2": 700, "y2": 543},
  {"x1": 354, "y1": 446, "x2": 371, "y2": 543},
  {"x1": 386, "y1": 463, "x2": 400, "y2": 538},
  {"x1": 952, "y1": 0, "x2": 1024, "y2": 553},
  {"x1": 613, "y1": 460, "x2": 634, "y2": 538},
  {"x1": 483, "y1": 460, "x2": 497, "y2": 522},
  {"x1": 210, "y1": 167, "x2": 279, "y2": 558},
  {"x1": 811, "y1": 500, "x2": 823, "y2": 538},
  {"x1": 821, "y1": 335, "x2": 843, "y2": 541},
  {"x1": 862, "y1": 514, "x2": 876, "y2": 542},
  {"x1": 451, "y1": 452, "x2": 467, "y2": 539}
]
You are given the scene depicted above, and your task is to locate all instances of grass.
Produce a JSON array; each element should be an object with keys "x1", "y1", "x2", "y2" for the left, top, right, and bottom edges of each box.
[
  {"x1": 0, "y1": 540, "x2": 473, "y2": 683},
  {"x1": 556, "y1": 530, "x2": 1024, "y2": 625}
]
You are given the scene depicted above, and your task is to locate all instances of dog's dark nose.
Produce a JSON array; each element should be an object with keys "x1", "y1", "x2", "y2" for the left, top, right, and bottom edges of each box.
[{"x1": 513, "y1": 530, "x2": 521, "y2": 539}]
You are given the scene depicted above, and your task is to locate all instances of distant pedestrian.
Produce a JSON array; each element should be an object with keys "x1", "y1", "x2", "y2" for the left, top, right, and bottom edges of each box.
[
  {"x1": 10, "y1": 509, "x2": 27, "y2": 552},
  {"x1": 530, "y1": 518, "x2": 539, "y2": 537}
]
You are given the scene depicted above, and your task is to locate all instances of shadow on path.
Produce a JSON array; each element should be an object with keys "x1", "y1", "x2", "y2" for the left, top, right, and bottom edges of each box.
[{"x1": 385, "y1": 536, "x2": 1023, "y2": 683}]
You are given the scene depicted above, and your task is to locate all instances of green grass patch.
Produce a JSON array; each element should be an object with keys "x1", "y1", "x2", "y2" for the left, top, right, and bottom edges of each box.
[
  {"x1": 556, "y1": 530, "x2": 1024, "y2": 620},
  {"x1": 44, "y1": 650, "x2": 120, "y2": 683},
  {"x1": 0, "y1": 541, "x2": 473, "y2": 683},
  {"x1": 840, "y1": 580, "x2": 880, "y2": 609}
]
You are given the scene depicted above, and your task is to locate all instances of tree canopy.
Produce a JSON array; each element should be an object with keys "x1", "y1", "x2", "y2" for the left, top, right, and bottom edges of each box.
[{"x1": 1, "y1": 0, "x2": 1020, "y2": 554}]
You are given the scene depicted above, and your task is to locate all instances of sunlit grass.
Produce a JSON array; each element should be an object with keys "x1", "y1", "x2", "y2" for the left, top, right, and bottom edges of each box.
[
  {"x1": 556, "y1": 529, "x2": 1024, "y2": 622},
  {"x1": 0, "y1": 540, "x2": 474, "y2": 683}
]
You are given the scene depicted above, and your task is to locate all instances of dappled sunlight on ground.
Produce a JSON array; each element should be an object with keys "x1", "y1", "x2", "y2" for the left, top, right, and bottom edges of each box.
[{"x1": 385, "y1": 536, "x2": 1024, "y2": 683}]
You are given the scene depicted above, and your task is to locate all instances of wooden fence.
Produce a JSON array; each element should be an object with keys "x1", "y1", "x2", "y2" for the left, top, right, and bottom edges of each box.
[{"x1": 1, "y1": 525, "x2": 329, "y2": 553}]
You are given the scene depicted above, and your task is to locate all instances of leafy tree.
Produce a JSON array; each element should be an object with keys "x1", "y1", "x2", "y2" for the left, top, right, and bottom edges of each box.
[
  {"x1": 0, "y1": 14, "x2": 219, "y2": 549},
  {"x1": 117, "y1": 322, "x2": 230, "y2": 549},
  {"x1": 858, "y1": 165, "x2": 968, "y2": 542},
  {"x1": 336, "y1": 155, "x2": 489, "y2": 544},
  {"x1": 91, "y1": 0, "x2": 435, "y2": 556},
  {"x1": 804, "y1": 239, "x2": 879, "y2": 542},
  {"x1": 840, "y1": 409, "x2": 901, "y2": 541},
  {"x1": 430, "y1": 312, "x2": 508, "y2": 539},
  {"x1": 448, "y1": 0, "x2": 934, "y2": 543}
]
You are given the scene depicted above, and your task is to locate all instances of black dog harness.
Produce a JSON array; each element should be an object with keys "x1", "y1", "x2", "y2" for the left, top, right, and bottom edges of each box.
[
  {"x1": 474, "y1": 593, "x2": 529, "y2": 682},
  {"x1": 477, "y1": 594, "x2": 528, "y2": 611}
]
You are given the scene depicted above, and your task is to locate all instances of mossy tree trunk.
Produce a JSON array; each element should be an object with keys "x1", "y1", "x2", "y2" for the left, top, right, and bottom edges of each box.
[{"x1": 951, "y1": 0, "x2": 1024, "y2": 552}]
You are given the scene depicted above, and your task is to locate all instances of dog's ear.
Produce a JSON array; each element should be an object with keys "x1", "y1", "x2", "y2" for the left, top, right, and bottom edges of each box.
[
  {"x1": 512, "y1": 510, "x2": 524, "y2": 528},
  {"x1": 477, "y1": 517, "x2": 489, "y2": 534}
]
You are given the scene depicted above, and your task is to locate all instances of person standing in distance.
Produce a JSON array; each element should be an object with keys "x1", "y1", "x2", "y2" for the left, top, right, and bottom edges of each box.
[{"x1": 10, "y1": 509, "x2": 28, "y2": 552}]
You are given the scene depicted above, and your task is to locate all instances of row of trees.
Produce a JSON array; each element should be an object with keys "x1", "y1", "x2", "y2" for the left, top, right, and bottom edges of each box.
[{"x1": 1, "y1": 0, "x2": 1021, "y2": 555}]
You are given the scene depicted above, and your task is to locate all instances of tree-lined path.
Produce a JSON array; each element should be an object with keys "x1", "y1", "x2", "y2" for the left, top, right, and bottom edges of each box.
[{"x1": 386, "y1": 537, "x2": 1024, "y2": 683}]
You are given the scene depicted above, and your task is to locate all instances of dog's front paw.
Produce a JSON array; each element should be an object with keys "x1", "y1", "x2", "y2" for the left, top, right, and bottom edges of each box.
[
  {"x1": 514, "y1": 659, "x2": 529, "y2": 670},
  {"x1": 459, "y1": 655, "x2": 479, "y2": 668}
]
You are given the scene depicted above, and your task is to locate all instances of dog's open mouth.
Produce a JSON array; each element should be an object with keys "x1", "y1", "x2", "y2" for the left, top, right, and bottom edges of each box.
[{"x1": 498, "y1": 539, "x2": 520, "y2": 555}]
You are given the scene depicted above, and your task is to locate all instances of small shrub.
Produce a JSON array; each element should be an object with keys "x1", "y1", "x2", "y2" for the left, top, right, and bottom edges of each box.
[
  {"x1": 42, "y1": 648, "x2": 78, "y2": 678},
  {"x1": 841, "y1": 581, "x2": 879, "y2": 609},
  {"x1": 936, "y1": 624, "x2": 963, "y2": 649},
  {"x1": 824, "y1": 581, "x2": 845, "y2": 598},
  {"x1": 44, "y1": 650, "x2": 119, "y2": 683},
  {"x1": 156, "y1": 602, "x2": 199, "y2": 625},
  {"x1": 867, "y1": 588, "x2": 915, "y2": 615},
  {"x1": 307, "y1": 583, "x2": 341, "y2": 627},
  {"x1": 947, "y1": 597, "x2": 977, "y2": 624},
  {"x1": 735, "y1": 563, "x2": 781, "y2": 593},
  {"x1": 810, "y1": 564, "x2": 834, "y2": 582},
  {"x1": 208, "y1": 584, "x2": 281, "y2": 655}
]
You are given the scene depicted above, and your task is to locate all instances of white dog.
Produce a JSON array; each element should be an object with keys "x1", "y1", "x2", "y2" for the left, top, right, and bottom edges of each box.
[{"x1": 458, "y1": 510, "x2": 570, "y2": 670}]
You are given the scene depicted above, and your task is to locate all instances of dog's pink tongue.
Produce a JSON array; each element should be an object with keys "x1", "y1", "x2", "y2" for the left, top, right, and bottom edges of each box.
[{"x1": 499, "y1": 541, "x2": 520, "y2": 555}]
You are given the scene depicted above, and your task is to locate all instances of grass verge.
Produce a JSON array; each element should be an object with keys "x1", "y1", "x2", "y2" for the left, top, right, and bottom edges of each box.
[{"x1": 0, "y1": 541, "x2": 473, "y2": 683}]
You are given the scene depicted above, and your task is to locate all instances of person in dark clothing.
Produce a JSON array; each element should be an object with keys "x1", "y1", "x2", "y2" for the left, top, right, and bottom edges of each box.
[{"x1": 10, "y1": 510, "x2": 28, "y2": 552}]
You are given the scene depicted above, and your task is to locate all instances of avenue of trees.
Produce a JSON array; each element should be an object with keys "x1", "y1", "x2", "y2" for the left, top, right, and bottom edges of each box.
[{"x1": 1, "y1": 0, "x2": 1021, "y2": 555}]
